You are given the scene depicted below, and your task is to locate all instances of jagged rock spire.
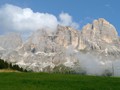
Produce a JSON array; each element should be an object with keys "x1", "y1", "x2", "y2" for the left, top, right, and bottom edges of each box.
[{"x1": 81, "y1": 18, "x2": 118, "y2": 43}]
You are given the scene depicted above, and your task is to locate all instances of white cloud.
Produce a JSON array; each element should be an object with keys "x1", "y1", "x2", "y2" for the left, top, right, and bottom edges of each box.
[
  {"x1": 59, "y1": 12, "x2": 79, "y2": 29},
  {"x1": 0, "y1": 4, "x2": 79, "y2": 34},
  {"x1": 0, "y1": 4, "x2": 58, "y2": 32}
]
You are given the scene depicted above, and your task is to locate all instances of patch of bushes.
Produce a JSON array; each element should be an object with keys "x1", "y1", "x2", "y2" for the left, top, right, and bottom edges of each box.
[
  {"x1": 52, "y1": 64, "x2": 76, "y2": 74},
  {"x1": 102, "y1": 70, "x2": 113, "y2": 76},
  {"x1": 0, "y1": 59, "x2": 27, "y2": 72}
]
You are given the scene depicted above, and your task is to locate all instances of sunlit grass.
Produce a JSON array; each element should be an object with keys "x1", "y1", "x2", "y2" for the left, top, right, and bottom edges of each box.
[{"x1": 0, "y1": 72, "x2": 120, "y2": 90}]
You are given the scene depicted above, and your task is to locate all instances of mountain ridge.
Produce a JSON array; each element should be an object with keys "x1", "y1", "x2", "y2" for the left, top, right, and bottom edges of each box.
[{"x1": 0, "y1": 18, "x2": 120, "y2": 76}]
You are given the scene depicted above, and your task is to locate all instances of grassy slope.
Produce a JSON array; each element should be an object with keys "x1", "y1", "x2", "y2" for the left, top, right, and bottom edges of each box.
[
  {"x1": 0, "y1": 69, "x2": 19, "y2": 72},
  {"x1": 0, "y1": 73, "x2": 120, "y2": 90}
]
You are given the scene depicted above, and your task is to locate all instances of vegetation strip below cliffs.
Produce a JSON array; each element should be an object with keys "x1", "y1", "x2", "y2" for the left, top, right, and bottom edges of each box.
[
  {"x1": 0, "y1": 59, "x2": 27, "y2": 72},
  {"x1": 0, "y1": 72, "x2": 120, "y2": 90}
]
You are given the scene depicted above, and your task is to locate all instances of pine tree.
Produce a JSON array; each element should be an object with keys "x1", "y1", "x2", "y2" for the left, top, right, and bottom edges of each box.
[{"x1": 0, "y1": 59, "x2": 27, "y2": 72}]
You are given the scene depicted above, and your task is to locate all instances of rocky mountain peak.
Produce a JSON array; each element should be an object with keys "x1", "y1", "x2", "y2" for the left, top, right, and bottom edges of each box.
[
  {"x1": 81, "y1": 18, "x2": 118, "y2": 43},
  {"x1": 93, "y1": 18, "x2": 110, "y2": 25},
  {"x1": 0, "y1": 18, "x2": 120, "y2": 74}
]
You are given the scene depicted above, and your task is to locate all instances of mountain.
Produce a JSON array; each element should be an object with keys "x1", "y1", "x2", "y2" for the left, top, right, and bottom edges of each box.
[{"x1": 0, "y1": 18, "x2": 120, "y2": 75}]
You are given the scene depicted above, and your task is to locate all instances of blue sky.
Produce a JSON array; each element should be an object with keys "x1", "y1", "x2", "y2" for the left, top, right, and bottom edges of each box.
[{"x1": 0, "y1": 0, "x2": 120, "y2": 35}]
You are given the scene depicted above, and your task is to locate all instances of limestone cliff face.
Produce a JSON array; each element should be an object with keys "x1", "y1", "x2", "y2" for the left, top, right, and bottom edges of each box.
[
  {"x1": 81, "y1": 18, "x2": 118, "y2": 43},
  {"x1": 55, "y1": 25, "x2": 79, "y2": 48},
  {"x1": 54, "y1": 18, "x2": 120, "y2": 56},
  {"x1": 0, "y1": 18, "x2": 120, "y2": 72},
  {"x1": 0, "y1": 33, "x2": 22, "y2": 50},
  {"x1": 79, "y1": 18, "x2": 120, "y2": 56}
]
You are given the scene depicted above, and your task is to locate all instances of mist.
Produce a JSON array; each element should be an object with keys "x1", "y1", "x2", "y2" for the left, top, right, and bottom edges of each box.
[
  {"x1": 65, "y1": 46, "x2": 120, "y2": 76},
  {"x1": 73, "y1": 52, "x2": 120, "y2": 76}
]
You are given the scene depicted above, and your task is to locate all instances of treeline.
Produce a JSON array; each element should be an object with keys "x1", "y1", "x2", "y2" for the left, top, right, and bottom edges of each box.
[
  {"x1": 0, "y1": 59, "x2": 27, "y2": 72},
  {"x1": 52, "y1": 64, "x2": 76, "y2": 74}
]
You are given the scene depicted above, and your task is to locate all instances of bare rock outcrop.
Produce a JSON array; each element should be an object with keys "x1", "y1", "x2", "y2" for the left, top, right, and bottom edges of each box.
[{"x1": 0, "y1": 18, "x2": 120, "y2": 73}]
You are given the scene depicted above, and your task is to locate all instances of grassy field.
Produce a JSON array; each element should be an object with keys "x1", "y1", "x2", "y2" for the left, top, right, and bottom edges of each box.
[{"x1": 0, "y1": 72, "x2": 120, "y2": 90}]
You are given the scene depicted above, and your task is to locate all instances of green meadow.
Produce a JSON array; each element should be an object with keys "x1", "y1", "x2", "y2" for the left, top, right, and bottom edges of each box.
[{"x1": 0, "y1": 72, "x2": 120, "y2": 90}]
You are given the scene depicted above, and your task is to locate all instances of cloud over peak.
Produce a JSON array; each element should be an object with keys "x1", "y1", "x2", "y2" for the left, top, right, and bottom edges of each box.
[
  {"x1": 59, "y1": 12, "x2": 79, "y2": 29},
  {"x1": 0, "y1": 4, "x2": 79, "y2": 34}
]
